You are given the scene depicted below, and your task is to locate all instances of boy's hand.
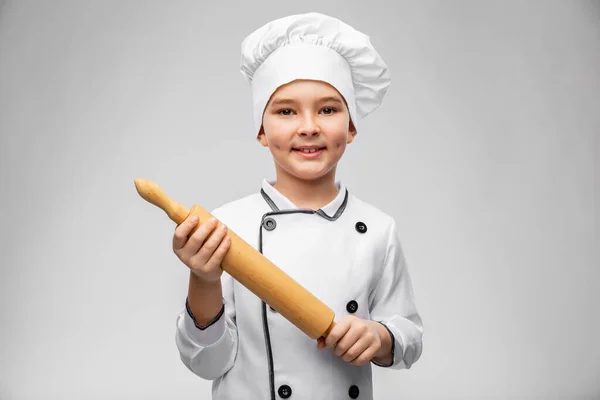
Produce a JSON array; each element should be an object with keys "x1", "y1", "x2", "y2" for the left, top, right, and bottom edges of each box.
[
  {"x1": 317, "y1": 315, "x2": 390, "y2": 366},
  {"x1": 172, "y1": 214, "x2": 231, "y2": 283}
]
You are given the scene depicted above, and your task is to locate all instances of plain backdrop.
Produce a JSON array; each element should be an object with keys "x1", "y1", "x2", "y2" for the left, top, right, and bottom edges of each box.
[{"x1": 1, "y1": 1, "x2": 598, "y2": 399}]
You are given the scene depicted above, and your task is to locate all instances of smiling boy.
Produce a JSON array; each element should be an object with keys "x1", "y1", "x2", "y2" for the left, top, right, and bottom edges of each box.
[
  {"x1": 173, "y1": 12, "x2": 423, "y2": 400},
  {"x1": 258, "y1": 79, "x2": 355, "y2": 210}
]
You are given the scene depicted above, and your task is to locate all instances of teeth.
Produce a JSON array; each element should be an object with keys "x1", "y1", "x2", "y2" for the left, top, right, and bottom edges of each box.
[{"x1": 299, "y1": 148, "x2": 319, "y2": 153}]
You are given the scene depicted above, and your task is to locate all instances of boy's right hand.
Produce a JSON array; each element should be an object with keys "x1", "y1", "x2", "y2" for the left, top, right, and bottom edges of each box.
[{"x1": 173, "y1": 215, "x2": 231, "y2": 283}]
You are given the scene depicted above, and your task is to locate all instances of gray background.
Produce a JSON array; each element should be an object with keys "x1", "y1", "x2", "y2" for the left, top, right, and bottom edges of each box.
[{"x1": 1, "y1": 1, "x2": 598, "y2": 399}]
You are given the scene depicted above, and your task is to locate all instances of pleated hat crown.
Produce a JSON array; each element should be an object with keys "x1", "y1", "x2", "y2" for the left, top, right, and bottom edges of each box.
[{"x1": 240, "y1": 12, "x2": 391, "y2": 135}]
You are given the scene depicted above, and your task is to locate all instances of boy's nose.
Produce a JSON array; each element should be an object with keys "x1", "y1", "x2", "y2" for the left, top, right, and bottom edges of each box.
[
  {"x1": 297, "y1": 117, "x2": 321, "y2": 136},
  {"x1": 298, "y1": 129, "x2": 320, "y2": 137}
]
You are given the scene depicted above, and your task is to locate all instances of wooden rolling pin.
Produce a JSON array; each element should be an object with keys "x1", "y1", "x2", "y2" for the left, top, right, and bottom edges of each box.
[{"x1": 134, "y1": 178, "x2": 336, "y2": 340}]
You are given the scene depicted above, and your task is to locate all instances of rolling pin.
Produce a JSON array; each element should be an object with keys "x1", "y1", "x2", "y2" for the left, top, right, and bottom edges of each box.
[{"x1": 134, "y1": 178, "x2": 336, "y2": 340}]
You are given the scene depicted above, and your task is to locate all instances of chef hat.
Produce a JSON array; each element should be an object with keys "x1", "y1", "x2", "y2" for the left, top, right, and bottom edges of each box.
[{"x1": 240, "y1": 12, "x2": 391, "y2": 136}]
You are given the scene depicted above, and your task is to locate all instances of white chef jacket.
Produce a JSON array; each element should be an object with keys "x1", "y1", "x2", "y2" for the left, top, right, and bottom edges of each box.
[{"x1": 175, "y1": 179, "x2": 423, "y2": 400}]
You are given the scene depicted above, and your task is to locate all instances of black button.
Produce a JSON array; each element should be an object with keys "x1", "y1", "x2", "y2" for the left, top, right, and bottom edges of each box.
[
  {"x1": 349, "y1": 385, "x2": 359, "y2": 398},
  {"x1": 346, "y1": 300, "x2": 358, "y2": 313},
  {"x1": 355, "y1": 221, "x2": 367, "y2": 233},
  {"x1": 263, "y1": 217, "x2": 277, "y2": 231},
  {"x1": 278, "y1": 384, "x2": 292, "y2": 398}
]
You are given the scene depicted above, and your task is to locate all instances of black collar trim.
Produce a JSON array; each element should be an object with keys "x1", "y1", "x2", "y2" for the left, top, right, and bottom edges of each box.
[{"x1": 260, "y1": 188, "x2": 348, "y2": 221}]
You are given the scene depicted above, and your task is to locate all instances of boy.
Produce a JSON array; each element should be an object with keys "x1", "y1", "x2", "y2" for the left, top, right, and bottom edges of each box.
[{"x1": 173, "y1": 12, "x2": 423, "y2": 400}]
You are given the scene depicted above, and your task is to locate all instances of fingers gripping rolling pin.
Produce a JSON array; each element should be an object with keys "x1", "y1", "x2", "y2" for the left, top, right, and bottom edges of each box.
[{"x1": 134, "y1": 179, "x2": 336, "y2": 340}]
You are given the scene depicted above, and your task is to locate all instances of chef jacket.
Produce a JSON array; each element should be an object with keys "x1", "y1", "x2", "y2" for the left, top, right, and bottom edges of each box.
[{"x1": 175, "y1": 179, "x2": 423, "y2": 400}]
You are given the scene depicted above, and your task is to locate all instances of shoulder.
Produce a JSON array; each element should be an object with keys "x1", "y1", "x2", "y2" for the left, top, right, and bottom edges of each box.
[
  {"x1": 347, "y1": 192, "x2": 397, "y2": 231},
  {"x1": 345, "y1": 191, "x2": 403, "y2": 254},
  {"x1": 209, "y1": 191, "x2": 269, "y2": 232}
]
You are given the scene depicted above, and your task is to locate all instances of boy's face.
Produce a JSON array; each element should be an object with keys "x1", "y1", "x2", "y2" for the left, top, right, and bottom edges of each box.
[{"x1": 258, "y1": 79, "x2": 356, "y2": 183}]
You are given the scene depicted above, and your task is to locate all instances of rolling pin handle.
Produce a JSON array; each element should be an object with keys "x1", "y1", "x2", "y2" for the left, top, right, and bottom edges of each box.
[{"x1": 134, "y1": 178, "x2": 190, "y2": 224}]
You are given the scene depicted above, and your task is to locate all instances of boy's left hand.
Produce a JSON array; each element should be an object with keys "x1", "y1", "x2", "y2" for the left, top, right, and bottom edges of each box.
[{"x1": 317, "y1": 315, "x2": 390, "y2": 366}]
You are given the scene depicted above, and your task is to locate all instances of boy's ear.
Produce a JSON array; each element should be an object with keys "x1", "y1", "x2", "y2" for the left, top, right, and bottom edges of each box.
[
  {"x1": 257, "y1": 126, "x2": 269, "y2": 147},
  {"x1": 347, "y1": 120, "x2": 357, "y2": 144}
]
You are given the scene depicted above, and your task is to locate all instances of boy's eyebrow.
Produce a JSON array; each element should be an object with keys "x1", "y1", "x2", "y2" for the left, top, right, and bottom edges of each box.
[
  {"x1": 269, "y1": 96, "x2": 344, "y2": 106},
  {"x1": 319, "y1": 96, "x2": 344, "y2": 105}
]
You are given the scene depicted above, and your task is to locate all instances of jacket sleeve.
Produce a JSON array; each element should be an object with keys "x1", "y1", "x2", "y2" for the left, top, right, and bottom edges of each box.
[
  {"x1": 368, "y1": 217, "x2": 423, "y2": 370},
  {"x1": 174, "y1": 208, "x2": 239, "y2": 380}
]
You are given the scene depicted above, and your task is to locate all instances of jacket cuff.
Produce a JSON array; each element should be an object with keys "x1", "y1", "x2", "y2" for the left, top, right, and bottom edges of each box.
[
  {"x1": 184, "y1": 297, "x2": 226, "y2": 346},
  {"x1": 371, "y1": 321, "x2": 396, "y2": 368}
]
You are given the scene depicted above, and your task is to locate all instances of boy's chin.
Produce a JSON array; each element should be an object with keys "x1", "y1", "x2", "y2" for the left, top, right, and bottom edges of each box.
[{"x1": 286, "y1": 167, "x2": 335, "y2": 182}]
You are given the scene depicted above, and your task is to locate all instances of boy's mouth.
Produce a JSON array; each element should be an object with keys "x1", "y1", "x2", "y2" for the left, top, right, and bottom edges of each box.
[{"x1": 292, "y1": 146, "x2": 326, "y2": 158}]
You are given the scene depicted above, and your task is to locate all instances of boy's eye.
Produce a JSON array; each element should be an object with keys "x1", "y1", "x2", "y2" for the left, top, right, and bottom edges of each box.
[
  {"x1": 278, "y1": 109, "x2": 293, "y2": 116},
  {"x1": 276, "y1": 107, "x2": 337, "y2": 116}
]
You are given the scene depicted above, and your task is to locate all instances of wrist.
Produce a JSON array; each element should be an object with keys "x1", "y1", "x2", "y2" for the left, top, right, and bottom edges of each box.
[
  {"x1": 187, "y1": 271, "x2": 223, "y2": 326},
  {"x1": 186, "y1": 297, "x2": 225, "y2": 330},
  {"x1": 190, "y1": 270, "x2": 221, "y2": 286},
  {"x1": 370, "y1": 320, "x2": 393, "y2": 360}
]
